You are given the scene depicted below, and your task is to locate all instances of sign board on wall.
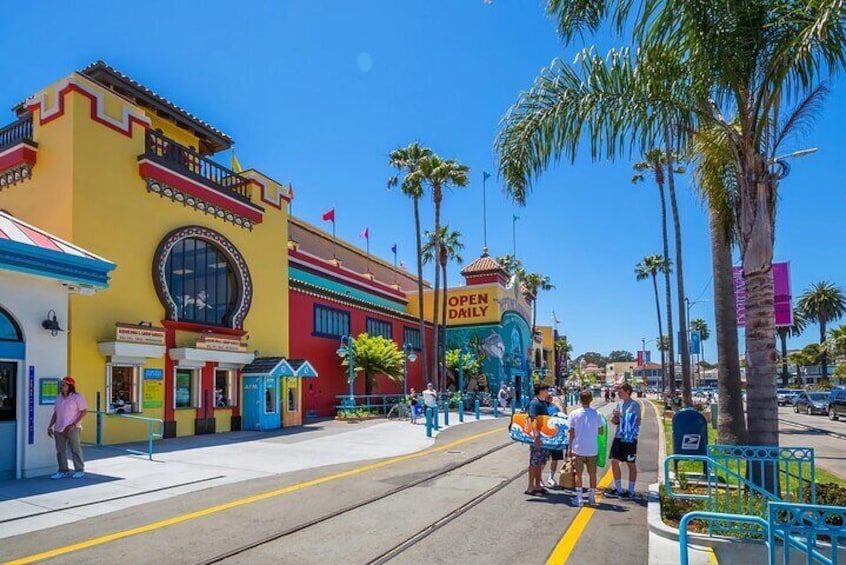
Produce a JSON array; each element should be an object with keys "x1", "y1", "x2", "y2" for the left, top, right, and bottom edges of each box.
[
  {"x1": 196, "y1": 334, "x2": 247, "y2": 352},
  {"x1": 143, "y1": 368, "x2": 164, "y2": 409},
  {"x1": 116, "y1": 323, "x2": 166, "y2": 346},
  {"x1": 732, "y1": 262, "x2": 792, "y2": 327},
  {"x1": 447, "y1": 292, "x2": 492, "y2": 322},
  {"x1": 39, "y1": 378, "x2": 59, "y2": 405}
]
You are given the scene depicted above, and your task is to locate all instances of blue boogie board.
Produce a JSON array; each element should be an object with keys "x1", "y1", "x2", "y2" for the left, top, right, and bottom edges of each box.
[{"x1": 508, "y1": 413, "x2": 569, "y2": 451}]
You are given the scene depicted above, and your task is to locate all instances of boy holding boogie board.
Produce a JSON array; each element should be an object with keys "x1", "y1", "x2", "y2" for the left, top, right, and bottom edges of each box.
[{"x1": 566, "y1": 389, "x2": 605, "y2": 506}]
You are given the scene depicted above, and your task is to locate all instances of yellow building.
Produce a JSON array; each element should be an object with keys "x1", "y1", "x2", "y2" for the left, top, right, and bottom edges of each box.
[{"x1": 0, "y1": 61, "x2": 297, "y2": 442}]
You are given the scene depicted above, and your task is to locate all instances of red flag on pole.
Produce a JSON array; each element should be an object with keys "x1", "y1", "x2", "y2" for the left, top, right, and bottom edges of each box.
[
  {"x1": 360, "y1": 227, "x2": 369, "y2": 239},
  {"x1": 322, "y1": 208, "x2": 335, "y2": 222}
]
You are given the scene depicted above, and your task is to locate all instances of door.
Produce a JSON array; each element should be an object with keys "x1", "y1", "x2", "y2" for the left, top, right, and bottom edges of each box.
[
  {"x1": 0, "y1": 361, "x2": 18, "y2": 479},
  {"x1": 242, "y1": 376, "x2": 262, "y2": 431}
]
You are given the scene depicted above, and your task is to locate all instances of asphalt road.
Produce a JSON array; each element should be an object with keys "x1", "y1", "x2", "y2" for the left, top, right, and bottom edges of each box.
[
  {"x1": 1, "y1": 400, "x2": 659, "y2": 565},
  {"x1": 778, "y1": 405, "x2": 846, "y2": 480}
]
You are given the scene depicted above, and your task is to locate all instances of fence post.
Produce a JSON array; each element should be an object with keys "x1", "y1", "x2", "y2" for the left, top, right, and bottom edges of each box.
[
  {"x1": 426, "y1": 408, "x2": 433, "y2": 437},
  {"x1": 459, "y1": 399, "x2": 465, "y2": 422},
  {"x1": 148, "y1": 420, "x2": 153, "y2": 461},
  {"x1": 434, "y1": 404, "x2": 440, "y2": 430},
  {"x1": 444, "y1": 401, "x2": 450, "y2": 426},
  {"x1": 96, "y1": 392, "x2": 103, "y2": 446}
]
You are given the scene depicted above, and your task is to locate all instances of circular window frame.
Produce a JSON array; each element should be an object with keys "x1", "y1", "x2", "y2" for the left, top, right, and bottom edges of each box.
[{"x1": 153, "y1": 226, "x2": 253, "y2": 329}]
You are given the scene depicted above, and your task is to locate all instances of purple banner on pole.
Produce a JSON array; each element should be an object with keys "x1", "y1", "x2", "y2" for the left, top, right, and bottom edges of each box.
[{"x1": 732, "y1": 261, "x2": 792, "y2": 327}]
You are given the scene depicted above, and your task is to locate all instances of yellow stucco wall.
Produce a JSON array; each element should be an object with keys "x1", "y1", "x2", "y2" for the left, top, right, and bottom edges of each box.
[{"x1": 0, "y1": 73, "x2": 290, "y2": 443}]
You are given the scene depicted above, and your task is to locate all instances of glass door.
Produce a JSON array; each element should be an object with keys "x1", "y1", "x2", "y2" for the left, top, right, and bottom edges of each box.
[{"x1": 0, "y1": 361, "x2": 18, "y2": 479}]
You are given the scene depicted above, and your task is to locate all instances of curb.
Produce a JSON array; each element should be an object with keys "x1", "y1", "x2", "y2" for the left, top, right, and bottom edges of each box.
[{"x1": 648, "y1": 399, "x2": 667, "y2": 482}]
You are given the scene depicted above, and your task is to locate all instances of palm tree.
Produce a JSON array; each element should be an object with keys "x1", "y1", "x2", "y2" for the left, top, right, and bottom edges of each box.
[
  {"x1": 691, "y1": 124, "x2": 746, "y2": 444},
  {"x1": 829, "y1": 324, "x2": 846, "y2": 359},
  {"x1": 496, "y1": 254, "x2": 523, "y2": 278},
  {"x1": 412, "y1": 155, "x2": 469, "y2": 388},
  {"x1": 635, "y1": 254, "x2": 670, "y2": 392},
  {"x1": 496, "y1": 1, "x2": 846, "y2": 446},
  {"x1": 689, "y1": 318, "x2": 710, "y2": 388},
  {"x1": 798, "y1": 282, "x2": 846, "y2": 384},
  {"x1": 388, "y1": 143, "x2": 433, "y2": 383},
  {"x1": 633, "y1": 153, "x2": 679, "y2": 398},
  {"x1": 521, "y1": 272, "x2": 555, "y2": 333},
  {"x1": 776, "y1": 309, "x2": 807, "y2": 388},
  {"x1": 338, "y1": 333, "x2": 404, "y2": 397},
  {"x1": 423, "y1": 227, "x2": 465, "y2": 386}
]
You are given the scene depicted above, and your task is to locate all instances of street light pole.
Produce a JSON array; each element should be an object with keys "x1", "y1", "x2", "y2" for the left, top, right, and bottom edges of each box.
[
  {"x1": 402, "y1": 342, "x2": 417, "y2": 399},
  {"x1": 339, "y1": 335, "x2": 355, "y2": 402}
]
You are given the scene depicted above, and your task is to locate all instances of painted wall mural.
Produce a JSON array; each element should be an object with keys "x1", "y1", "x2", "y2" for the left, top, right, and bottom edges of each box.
[{"x1": 445, "y1": 311, "x2": 533, "y2": 400}]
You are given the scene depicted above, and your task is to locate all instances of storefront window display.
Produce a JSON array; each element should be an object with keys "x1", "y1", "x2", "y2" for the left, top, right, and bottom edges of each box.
[
  {"x1": 175, "y1": 368, "x2": 198, "y2": 408},
  {"x1": 107, "y1": 365, "x2": 139, "y2": 413},
  {"x1": 215, "y1": 369, "x2": 236, "y2": 407},
  {"x1": 165, "y1": 238, "x2": 237, "y2": 326}
]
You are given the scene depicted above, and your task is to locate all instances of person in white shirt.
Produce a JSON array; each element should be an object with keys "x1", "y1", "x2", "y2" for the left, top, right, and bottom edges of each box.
[
  {"x1": 566, "y1": 389, "x2": 605, "y2": 506},
  {"x1": 422, "y1": 383, "x2": 438, "y2": 409},
  {"x1": 497, "y1": 383, "x2": 508, "y2": 409}
]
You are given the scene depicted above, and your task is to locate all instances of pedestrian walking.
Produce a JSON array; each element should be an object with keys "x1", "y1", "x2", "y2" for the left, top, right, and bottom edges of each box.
[
  {"x1": 566, "y1": 389, "x2": 605, "y2": 506},
  {"x1": 524, "y1": 383, "x2": 551, "y2": 496},
  {"x1": 409, "y1": 388, "x2": 419, "y2": 424},
  {"x1": 497, "y1": 383, "x2": 508, "y2": 409},
  {"x1": 605, "y1": 383, "x2": 642, "y2": 499},
  {"x1": 422, "y1": 383, "x2": 438, "y2": 411},
  {"x1": 47, "y1": 377, "x2": 88, "y2": 479},
  {"x1": 546, "y1": 394, "x2": 566, "y2": 487}
]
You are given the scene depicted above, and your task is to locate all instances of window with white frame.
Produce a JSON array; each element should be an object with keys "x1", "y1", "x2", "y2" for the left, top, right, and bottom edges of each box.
[
  {"x1": 214, "y1": 369, "x2": 236, "y2": 407},
  {"x1": 107, "y1": 365, "x2": 140, "y2": 413},
  {"x1": 175, "y1": 368, "x2": 200, "y2": 408}
]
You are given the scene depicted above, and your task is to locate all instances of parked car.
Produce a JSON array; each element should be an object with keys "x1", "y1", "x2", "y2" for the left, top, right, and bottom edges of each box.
[
  {"x1": 776, "y1": 388, "x2": 800, "y2": 406},
  {"x1": 792, "y1": 391, "x2": 829, "y2": 415},
  {"x1": 828, "y1": 387, "x2": 846, "y2": 421}
]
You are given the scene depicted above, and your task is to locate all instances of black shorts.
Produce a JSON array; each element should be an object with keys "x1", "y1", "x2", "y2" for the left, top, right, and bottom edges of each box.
[
  {"x1": 610, "y1": 438, "x2": 638, "y2": 463},
  {"x1": 549, "y1": 449, "x2": 564, "y2": 461}
]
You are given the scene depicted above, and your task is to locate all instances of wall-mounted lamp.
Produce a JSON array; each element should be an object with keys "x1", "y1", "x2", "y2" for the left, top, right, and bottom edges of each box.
[{"x1": 41, "y1": 310, "x2": 64, "y2": 336}]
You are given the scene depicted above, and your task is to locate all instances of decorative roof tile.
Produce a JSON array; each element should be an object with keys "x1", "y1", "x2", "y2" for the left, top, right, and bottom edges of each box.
[{"x1": 460, "y1": 253, "x2": 505, "y2": 276}]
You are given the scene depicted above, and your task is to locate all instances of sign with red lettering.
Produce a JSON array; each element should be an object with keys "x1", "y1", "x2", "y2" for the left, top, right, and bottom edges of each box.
[{"x1": 447, "y1": 292, "x2": 491, "y2": 322}]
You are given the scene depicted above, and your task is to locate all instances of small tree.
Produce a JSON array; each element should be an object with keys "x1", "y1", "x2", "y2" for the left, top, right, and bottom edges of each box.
[
  {"x1": 338, "y1": 333, "x2": 404, "y2": 397},
  {"x1": 445, "y1": 349, "x2": 481, "y2": 390}
]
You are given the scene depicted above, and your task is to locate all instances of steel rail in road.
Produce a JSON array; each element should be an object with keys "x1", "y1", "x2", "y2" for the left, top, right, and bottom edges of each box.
[{"x1": 196, "y1": 440, "x2": 517, "y2": 565}]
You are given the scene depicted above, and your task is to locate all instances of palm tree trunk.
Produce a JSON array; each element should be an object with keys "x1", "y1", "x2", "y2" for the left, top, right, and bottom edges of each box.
[
  {"x1": 820, "y1": 320, "x2": 828, "y2": 383},
  {"x1": 432, "y1": 255, "x2": 441, "y2": 390},
  {"x1": 741, "y1": 164, "x2": 779, "y2": 448},
  {"x1": 779, "y1": 330, "x2": 789, "y2": 388},
  {"x1": 656, "y1": 163, "x2": 676, "y2": 398},
  {"x1": 709, "y1": 204, "x2": 747, "y2": 445},
  {"x1": 651, "y1": 273, "x2": 665, "y2": 391},
  {"x1": 665, "y1": 130, "x2": 692, "y2": 407},
  {"x1": 413, "y1": 197, "x2": 428, "y2": 384},
  {"x1": 431, "y1": 183, "x2": 442, "y2": 389}
]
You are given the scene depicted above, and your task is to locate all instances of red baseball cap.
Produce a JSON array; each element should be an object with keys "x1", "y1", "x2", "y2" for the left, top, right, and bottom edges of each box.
[{"x1": 62, "y1": 377, "x2": 75, "y2": 385}]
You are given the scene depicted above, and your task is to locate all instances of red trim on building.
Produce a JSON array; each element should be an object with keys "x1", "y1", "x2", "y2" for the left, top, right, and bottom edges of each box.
[
  {"x1": 26, "y1": 83, "x2": 149, "y2": 138},
  {"x1": 464, "y1": 273, "x2": 506, "y2": 285},
  {"x1": 252, "y1": 178, "x2": 292, "y2": 209},
  {"x1": 0, "y1": 144, "x2": 37, "y2": 171},
  {"x1": 290, "y1": 250, "x2": 407, "y2": 301},
  {"x1": 139, "y1": 160, "x2": 264, "y2": 224},
  {"x1": 161, "y1": 320, "x2": 246, "y2": 336}
]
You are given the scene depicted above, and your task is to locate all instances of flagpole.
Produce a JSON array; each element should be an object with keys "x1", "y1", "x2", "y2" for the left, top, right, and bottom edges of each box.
[
  {"x1": 512, "y1": 214, "x2": 517, "y2": 258},
  {"x1": 332, "y1": 220, "x2": 337, "y2": 259},
  {"x1": 366, "y1": 235, "x2": 370, "y2": 273},
  {"x1": 393, "y1": 246, "x2": 398, "y2": 284},
  {"x1": 482, "y1": 172, "x2": 489, "y2": 251}
]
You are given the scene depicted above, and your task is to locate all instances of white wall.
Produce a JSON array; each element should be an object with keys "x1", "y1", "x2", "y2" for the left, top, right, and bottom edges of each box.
[{"x1": 0, "y1": 271, "x2": 69, "y2": 478}]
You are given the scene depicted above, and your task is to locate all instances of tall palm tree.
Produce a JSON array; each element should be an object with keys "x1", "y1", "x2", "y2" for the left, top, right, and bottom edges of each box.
[
  {"x1": 635, "y1": 254, "x2": 670, "y2": 393},
  {"x1": 411, "y1": 155, "x2": 469, "y2": 388},
  {"x1": 798, "y1": 282, "x2": 846, "y2": 384},
  {"x1": 423, "y1": 227, "x2": 465, "y2": 386},
  {"x1": 521, "y1": 272, "x2": 555, "y2": 333},
  {"x1": 828, "y1": 324, "x2": 846, "y2": 360},
  {"x1": 776, "y1": 308, "x2": 807, "y2": 388},
  {"x1": 689, "y1": 318, "x2": 710, "y2": 387},
  {"x1": 388, "y1": 143, "x2": 432, "y2": 383},
  {"x1": 633, "y1": 152, "x2": 680, "y2": 398},
  {"x1": 691, "y1": 123, "x2": 747, "y2": 444},
  {"x1": 496, "y1": 0, "x2": 846, "y2": 446}
]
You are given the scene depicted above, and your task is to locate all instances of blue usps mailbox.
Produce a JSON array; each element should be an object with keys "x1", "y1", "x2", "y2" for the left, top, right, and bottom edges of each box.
[{"x1": 672, "y1": 408, "x2": 708, "y2": 475}]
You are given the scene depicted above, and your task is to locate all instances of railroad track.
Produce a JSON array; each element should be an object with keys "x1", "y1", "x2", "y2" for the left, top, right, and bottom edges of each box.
[{"x1": 196, "y1": 440, "x2": 519, "y2": 565}]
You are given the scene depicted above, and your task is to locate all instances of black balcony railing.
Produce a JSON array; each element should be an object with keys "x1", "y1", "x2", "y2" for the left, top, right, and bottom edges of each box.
[
  {"x1": 0, "y1": 116, "x2": 33, "y2": 152},
  {"x1": 143, "y1": 129, "x2": 251, "y2": 203}
]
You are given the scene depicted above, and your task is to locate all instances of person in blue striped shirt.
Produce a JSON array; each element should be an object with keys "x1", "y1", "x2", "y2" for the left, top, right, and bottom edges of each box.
[{"x1": 605, "y1": 383, "x2": 642, "y2": 499}]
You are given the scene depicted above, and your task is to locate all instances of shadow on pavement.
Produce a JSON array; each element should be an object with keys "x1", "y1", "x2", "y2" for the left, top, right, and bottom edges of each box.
[{"x1": 0, "y1": 473, "x2": 121, "y2": 499}]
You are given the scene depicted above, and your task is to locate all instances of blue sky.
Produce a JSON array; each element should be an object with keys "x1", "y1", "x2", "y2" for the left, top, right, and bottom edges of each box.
[{"x1": 3, "y1": 1, "x2": 844, "y2": 358}]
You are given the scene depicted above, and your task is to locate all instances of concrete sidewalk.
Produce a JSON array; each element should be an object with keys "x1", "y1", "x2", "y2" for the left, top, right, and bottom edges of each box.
[{"x1": 0, "y1": 413, "x2": 498, "y2": 539}]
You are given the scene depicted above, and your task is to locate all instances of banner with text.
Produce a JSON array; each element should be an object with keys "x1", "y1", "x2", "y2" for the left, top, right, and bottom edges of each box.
[{"x1": 732, "y1": 261, "x2": 793, "y2": 327}]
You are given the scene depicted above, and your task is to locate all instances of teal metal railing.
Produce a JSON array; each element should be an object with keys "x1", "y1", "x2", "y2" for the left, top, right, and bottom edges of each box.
[{"x1": 86, "y1": 410, "x2": 164, "y2": 461}]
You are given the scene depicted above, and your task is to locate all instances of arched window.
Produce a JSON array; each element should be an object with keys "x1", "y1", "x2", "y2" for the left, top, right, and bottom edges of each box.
[
  {"x1": 0, "y1": 308, "x2": 22, "y2": 342},
  {"x1": 154, "y1": 227, "x2": 253, "y2": 328}
]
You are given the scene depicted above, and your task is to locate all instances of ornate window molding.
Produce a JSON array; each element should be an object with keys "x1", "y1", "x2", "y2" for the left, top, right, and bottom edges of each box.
[{"x1": 153, "y1": 226, "x2": 252, "y2": 329}]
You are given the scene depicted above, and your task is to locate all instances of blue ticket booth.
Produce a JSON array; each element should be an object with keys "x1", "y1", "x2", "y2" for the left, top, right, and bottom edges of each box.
[{"x1": 241, "y1": 357, "x2": 296, "y2": 431}]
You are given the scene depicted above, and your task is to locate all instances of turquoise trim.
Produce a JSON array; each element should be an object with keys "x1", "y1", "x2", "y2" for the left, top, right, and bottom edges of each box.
[
  {"x1": 0, "y1": 239, "x2": 115, "y2": 288},
  {"x1": 0, "y1": 341, "x2": 24, "y2": 359},
  {"x1": 295, "y1": 361, "x2": 318, "y2": 378},
  {"x1": 290, "y1": 267, "x2": 404, "y2": 312},
  {"x1": 243, "y1": 359, "x2": 296, "y2": 378}
]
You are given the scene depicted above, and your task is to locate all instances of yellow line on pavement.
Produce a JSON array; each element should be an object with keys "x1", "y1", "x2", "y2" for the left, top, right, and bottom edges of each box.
[
  {"x1": 5, "y1": 427, "x2": 503, "y2": 565},
  {"x1": 545, "y1": 466, "x2": 615, "y2": 565},
  {"x1": 707, "y1": 547, "x2": 719, "y2": 564}
]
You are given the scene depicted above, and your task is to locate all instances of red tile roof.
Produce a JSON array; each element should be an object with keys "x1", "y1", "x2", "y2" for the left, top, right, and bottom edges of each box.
[{"x1": 460, "y1": 253, "x2": 505, "y2": 276}]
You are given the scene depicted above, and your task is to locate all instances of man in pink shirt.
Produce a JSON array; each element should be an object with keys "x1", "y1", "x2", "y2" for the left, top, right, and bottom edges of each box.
[{"x1": 47, "y1": 377, "x2": 88, "y2": 479}]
